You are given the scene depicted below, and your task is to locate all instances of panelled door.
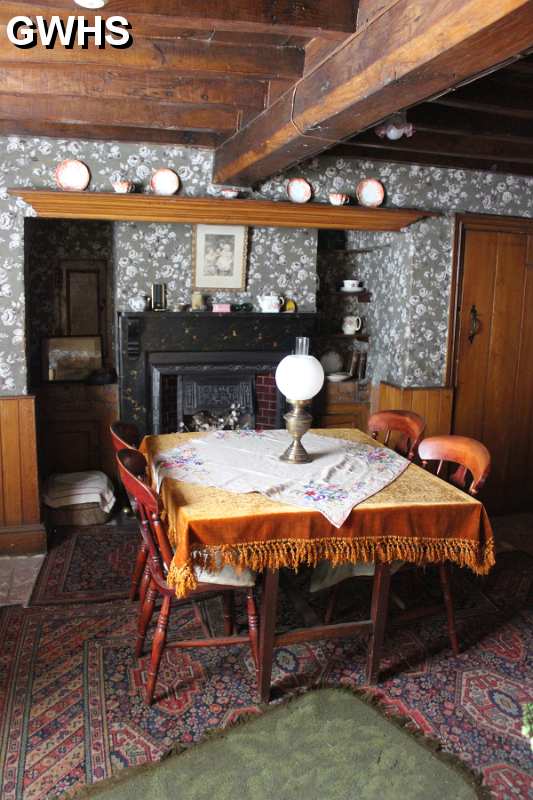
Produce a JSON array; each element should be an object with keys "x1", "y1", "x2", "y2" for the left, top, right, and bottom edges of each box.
[{"x1": 452, "y1": 215, "x2": 533, "y2": 513}]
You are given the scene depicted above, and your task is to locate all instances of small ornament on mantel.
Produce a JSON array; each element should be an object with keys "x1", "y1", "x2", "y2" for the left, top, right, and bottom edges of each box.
[
  {"x1": 150, "y1": 168, "x2": 180, "y2": 195},
  {"x1": 55, "y1": 160, "x2": 91, "y2": 191},
  {"x1": 356, "y1": 178, "x2": 385, "y2": 208}
]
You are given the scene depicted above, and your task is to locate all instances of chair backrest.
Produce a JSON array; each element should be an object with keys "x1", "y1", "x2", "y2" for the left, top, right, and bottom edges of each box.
[
  {"x1": 116, "y1": 448, "x2": 174, "y2": 578},
  {"x1": 417, "y1": 435, "x2": 491, "y2": 496},
  {"x1": 367, "y1": 409, "x2": 426, "y2": 461},
  {"x1": 110, "y1": 421, "x2": 140, "y2": 453}
]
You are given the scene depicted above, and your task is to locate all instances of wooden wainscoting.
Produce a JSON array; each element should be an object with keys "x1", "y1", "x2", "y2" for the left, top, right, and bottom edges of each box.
[
  {"x1": 0, "y1": 396, "x2": 46, "y2": 554},
  {"x1": 378, "y1": 383, "x2": 454, "y2": 438}
]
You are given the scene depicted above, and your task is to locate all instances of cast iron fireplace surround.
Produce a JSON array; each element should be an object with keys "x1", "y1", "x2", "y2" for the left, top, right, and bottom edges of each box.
[{"x1": 117, "y1": 312, "x2": 318, "y2": 436}]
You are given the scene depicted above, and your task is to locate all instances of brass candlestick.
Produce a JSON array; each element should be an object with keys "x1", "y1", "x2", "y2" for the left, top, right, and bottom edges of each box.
[{"x1": 279, "y1": 400, "x2": 313, "y2": 463}]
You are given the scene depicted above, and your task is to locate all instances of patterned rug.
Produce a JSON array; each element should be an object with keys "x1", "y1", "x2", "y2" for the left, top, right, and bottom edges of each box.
[
  {"x1": 1, "y1": 528, "x2": 532, "y2": 799},
  {"x1": 29, "y1": 519, "x2": 140, "y2": 605}
]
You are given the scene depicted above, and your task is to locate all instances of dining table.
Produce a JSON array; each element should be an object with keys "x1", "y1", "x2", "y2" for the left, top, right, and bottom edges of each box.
[{"x1": 140, "y1": 427, "x2": 494, "y2": 703}]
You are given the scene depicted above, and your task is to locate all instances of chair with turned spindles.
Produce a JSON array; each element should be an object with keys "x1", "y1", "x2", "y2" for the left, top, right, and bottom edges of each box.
[
  {"x1": 110, "y1": 421, "x2": 147, "y2": 601},
  {"x1": 116, "y1": 447, "x2": 259, "y2": 706},
  {"x1": 316, "y1": 409, "x2": 426, "y2": 626},
  {"x1": 417, "y1": 434, "x2": 491, "y2": 654}
]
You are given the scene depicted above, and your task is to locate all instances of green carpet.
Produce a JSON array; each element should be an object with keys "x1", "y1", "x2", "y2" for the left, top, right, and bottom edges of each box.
[{"x1": 74, "y1": 689, "x2": 483, "y2": 800}]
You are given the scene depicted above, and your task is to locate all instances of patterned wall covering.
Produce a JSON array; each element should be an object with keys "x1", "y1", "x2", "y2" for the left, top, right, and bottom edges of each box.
[
  {"x1": 114, "y1": 222, "x2": 317, "y2": 312},
  {"x1": 302, "y1": 158, "x2": 533, "y2": 386},
  {"x1": 1, "y1": 133, "x2": 533, "y2": 395}
]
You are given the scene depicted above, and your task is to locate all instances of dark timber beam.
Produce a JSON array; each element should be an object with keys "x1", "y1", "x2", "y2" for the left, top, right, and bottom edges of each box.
[
  {"x1": 213, "y1": 0, "x2": 533, "y2": 186},
  {"x1": 0, "y1": 94, "x2": 239, "y2": 133},
  {"x1": 345, "y1": 130, "x2": 533, "y2": 164},
  {"x1": 5, "y1": 1, "x2": 358, "y2": 39},
  {"x1": 0, "y1": 30, "x2": 305, "y2": 81},
  {"x1": 0, "y1": 64, "x2": 266, "y2": 111},
  {"x1": 0, "y1": 119, "x2": 222, "y2": 147}
]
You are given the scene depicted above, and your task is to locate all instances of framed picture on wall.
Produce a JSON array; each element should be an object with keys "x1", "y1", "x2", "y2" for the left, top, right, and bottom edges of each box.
[
  {"x1": 42, "y1": 336, "x2": 102, "y2": 382},
  {"x1": 193, "y1": 224, "x2": 248, "y2": 290}
]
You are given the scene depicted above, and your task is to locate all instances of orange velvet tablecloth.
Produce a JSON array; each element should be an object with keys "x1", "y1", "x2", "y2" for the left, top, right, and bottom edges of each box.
[{"x1": 140, "y1": 428, "x2": 494, "y2": 598}]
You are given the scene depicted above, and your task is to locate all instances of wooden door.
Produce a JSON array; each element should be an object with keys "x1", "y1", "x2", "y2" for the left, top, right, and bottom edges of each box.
[{"x1": 452, "y1": 217, "x2": 533, "y2": 513}]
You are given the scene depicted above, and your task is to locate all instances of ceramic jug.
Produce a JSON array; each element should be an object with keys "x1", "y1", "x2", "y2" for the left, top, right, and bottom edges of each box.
[{"x1": 258, "y1": 294, "x2": 284, "y2": 313}]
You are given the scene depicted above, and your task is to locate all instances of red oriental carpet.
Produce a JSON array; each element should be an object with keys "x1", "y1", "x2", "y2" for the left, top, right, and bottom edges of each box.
[{"x1": 0, "y1": 524, "x2": 532, "y2": 799}]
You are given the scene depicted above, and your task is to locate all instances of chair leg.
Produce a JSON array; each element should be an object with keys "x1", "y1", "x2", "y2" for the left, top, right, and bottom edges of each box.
[
  {"x1": 192, "y1": 601, "x2": 212, "y2": 638},
  {"x1": 138, "y1": 561, "x2": 151, "y2": 607},
  {"x1": 222, "y1": 591, "x2": 235, "y2": 636},
  {"x1": 146, "y1": 595, "x2": 171, "y2": 705},
  {"x1": 136, "y1": 579, "x2": 157, "y2": 658},
  {"x1": 130, "y1": 541, "x2": 148, "y2": 601},
  {"x1": 324, "y1": 584, "x2": 340, "y2": 624},
  {"x1": 439, "y1": 563, "x2": 460, "y2": 656},
  {"x1": 246, "y1": 588, "x2": 260, "y2": 683}
]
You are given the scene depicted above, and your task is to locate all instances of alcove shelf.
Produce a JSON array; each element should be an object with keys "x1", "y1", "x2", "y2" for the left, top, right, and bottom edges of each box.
[{"x1": 9, "y1": 189, "x2": 437, "y2": 231}]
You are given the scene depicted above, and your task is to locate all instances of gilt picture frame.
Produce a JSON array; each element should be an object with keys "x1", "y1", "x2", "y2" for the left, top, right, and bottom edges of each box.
[{"x1": 193, "y1": 224, "x2": 248, "y2": 291}]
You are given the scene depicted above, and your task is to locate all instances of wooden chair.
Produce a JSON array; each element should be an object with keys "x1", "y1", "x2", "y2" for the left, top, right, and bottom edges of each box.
[
  {"x1": 110, "y1": 421, "x2": 147, "y2": 602},
  {"x1": 321, "y1": 432, "x2": 491, "y2": 655},
  {"x1": 116, "y1": 448, "x2": 259, "y2": 706},
  {"x1": 318, "y1": 410, "x2": 426, "y2": 623},
  {"x1": 367, "y1": 409, "x2": 426, "y2": 461},
  {"x1": 416, "y1": 434, "x2": 491, "y2": 654}
]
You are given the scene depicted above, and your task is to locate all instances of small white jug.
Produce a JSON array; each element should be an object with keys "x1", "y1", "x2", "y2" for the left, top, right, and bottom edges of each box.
[
  {"x1": 342, "y1": 315, "x2": 362, "y2": 334},
  {"x1": 258, "y1": 294, "x2": 284, "y2": 313}
]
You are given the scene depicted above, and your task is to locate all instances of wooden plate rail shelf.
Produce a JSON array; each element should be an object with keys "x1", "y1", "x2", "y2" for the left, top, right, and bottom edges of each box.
[{"x1": 9, "y1": 190, "x2": 437, "y2": 231}]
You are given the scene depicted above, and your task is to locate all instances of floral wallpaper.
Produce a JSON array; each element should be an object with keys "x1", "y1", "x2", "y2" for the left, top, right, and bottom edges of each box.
[
  {"x1": 114, "y1": 222, "x2": 317, "y2": 312},
  {"x1": 1, "y1": 131, "x2": 533, "y2": 395},
  {"x1": 302, "y1": 158, "x2": 533, "y2": 386}
]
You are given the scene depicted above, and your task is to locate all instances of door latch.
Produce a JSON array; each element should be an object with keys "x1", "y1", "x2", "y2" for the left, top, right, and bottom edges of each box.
[{"x1": 468, "y1": 304, "x2": 480, "y2": 344}]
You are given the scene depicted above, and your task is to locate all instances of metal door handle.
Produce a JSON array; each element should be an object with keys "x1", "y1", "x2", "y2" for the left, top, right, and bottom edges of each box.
[{"x1": 468, "y1": 304, "x2": 480, "y2": 344}]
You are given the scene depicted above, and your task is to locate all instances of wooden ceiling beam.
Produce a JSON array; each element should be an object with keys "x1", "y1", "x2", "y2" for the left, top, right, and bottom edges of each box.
[
  {"x1": 434, "y1": 80, "x2": 533, "y2": 118},
  {"x1": 346, "y1": 130, "x2": 533, "y2": 164},
  {"x1": 328, "y1": 143, "x2": 533, "y2": 177},
  {"x1": 213, "y1": 0, "x2": 533, "y2": 186},
  {"x1": 0, "y1": 63, "x2": 266, "y2": 110},
  {"x1": 0, "y1": 94, "x2": 239, "y2": 133},
  {"x1": 408, "y1": 104, "x2": 533, "y2": 142},
  {"x1": 0, "y1": 119, "x2": 221, "y2": 148},
  {"x1": 5, "y1": 1, "x2": 358, "y2": 39},
  {"x1": 0, "y1": 30, "x2": 305, "y2": 80}
]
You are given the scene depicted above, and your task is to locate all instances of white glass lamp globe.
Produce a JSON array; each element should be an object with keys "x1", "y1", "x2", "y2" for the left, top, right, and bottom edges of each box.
[{"x1": 275, "y1": 354, "x2": 325, "y2": 402}]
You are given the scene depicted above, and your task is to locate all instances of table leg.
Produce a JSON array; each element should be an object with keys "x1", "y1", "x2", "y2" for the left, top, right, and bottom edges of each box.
[
  {"x1": 366, "y1": 563, "x2": 391, "y2": 685},
  {"x1": 258, "y1": 568, "x2": 279, "y2": 704}
]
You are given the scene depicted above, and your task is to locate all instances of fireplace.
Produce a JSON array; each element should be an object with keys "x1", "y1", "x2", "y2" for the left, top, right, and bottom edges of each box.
[
  {"x1": 150, "y1": 351, "x2": 284, "y2": 433},
  {"x1": 117, "y1": 311, "x2": 318, "y2": 435}
]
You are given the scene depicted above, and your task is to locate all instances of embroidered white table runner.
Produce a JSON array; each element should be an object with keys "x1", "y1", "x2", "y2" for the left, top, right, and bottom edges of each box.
[{"x1": 152, "y1": 430, "x2": 409, "y2": 528}]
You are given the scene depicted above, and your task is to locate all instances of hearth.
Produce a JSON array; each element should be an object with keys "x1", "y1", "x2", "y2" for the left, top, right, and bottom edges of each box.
[
  {"x1": 117, "y1": 311, "x2": 318, "y2": 435},
  {"x1": 151, "y1": 352, "x2": 284, "y2": 434}
]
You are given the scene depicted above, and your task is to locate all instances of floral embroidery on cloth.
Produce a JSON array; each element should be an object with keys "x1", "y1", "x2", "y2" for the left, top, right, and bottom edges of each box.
[{"x1": 152, "y1": 430, "x2": 410, "y2": 528}]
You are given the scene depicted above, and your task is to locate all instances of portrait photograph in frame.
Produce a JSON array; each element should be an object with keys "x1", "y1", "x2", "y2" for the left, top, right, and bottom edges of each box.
[{"x1": 193, "y1": 224, "x2": 248, "y2": 291}]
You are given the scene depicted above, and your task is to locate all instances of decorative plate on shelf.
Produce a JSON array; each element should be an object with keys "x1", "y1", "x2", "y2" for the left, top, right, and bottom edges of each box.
[
  {"x1": 55, "y1": 160, "x2": 91, "y2": 191},
  {"x1": 327, "y1": 372, "x2": 350, "y2": 382},
  {"x1": 320, "y1": 350, "x2": 344, "y2": 374},
  {"x1": 356, "y1": 178, "x2": 385, "y2": 207},
  {"x1": 287, "y1": 177, "x2": 312, "y2": 204},
  {"x1": 150, "y1": 168, "x2": 180, "y2": 195}
]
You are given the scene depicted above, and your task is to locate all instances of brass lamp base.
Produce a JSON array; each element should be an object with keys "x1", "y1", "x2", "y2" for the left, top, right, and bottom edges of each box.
[{"x1": 279, "y1": 400, "x2": 313, "y2": 463}]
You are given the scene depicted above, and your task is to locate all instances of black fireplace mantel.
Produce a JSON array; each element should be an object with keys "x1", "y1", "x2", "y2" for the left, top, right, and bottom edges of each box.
[{"x1": 117, "y1": 311, "x2": 319, "y2": 435}]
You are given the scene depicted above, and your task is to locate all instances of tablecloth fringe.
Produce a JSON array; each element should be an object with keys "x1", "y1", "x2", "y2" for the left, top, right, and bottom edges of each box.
[{"x1": 166, "y1": 535, "x2": 495, "y2": 598}]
